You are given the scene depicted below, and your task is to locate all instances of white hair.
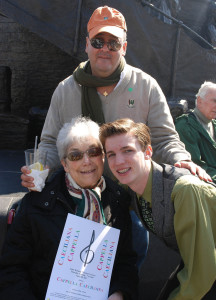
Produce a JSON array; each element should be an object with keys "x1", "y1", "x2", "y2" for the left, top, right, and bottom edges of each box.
[
  {"x1": 195, "y1": 81, "x2": 216, "y2": 105},
  {"x1": 56, "y1": 116, "x2": 101, "y2": 160}
]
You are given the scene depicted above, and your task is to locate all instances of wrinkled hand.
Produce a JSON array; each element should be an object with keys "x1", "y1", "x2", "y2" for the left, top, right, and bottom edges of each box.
[
  {"x1": 174, "y1": 161, "x2": 212, "y2": 182},
  {"x1": 21, "y1": 165, "x2": 35, "y2": 190},
  {"x1": 108, "y1": 291, "x2": 124, "y2": 300}
]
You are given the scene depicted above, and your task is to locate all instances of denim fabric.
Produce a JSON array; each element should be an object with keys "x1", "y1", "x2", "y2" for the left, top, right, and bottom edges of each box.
[{"x1": 130, "y1": 210, "x2": 149, "y2": 270}]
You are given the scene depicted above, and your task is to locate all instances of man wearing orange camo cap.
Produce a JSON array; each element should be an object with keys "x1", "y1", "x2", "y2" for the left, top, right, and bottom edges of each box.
[{"x1": 21, "y1": 5, "x2": 212, "y2": 272}]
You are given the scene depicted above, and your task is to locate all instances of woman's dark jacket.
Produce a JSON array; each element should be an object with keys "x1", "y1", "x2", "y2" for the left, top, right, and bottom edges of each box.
[{"x1": 0, "y1": 171, "x2": 138, "y2": 300}]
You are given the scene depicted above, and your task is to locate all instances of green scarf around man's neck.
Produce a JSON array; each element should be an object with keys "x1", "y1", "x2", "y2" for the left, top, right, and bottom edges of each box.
[{"x1": 73, "y1": 57, "x2": 125, "y2": 124}]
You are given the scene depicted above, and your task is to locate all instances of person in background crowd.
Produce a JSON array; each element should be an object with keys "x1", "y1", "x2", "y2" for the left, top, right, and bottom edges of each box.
[
  {"x1": 100, "y1": 118, "x2": 216, "y2": 300},
  {"x1": 175, "y1": 81, "x2": 216, "y2": 183}
]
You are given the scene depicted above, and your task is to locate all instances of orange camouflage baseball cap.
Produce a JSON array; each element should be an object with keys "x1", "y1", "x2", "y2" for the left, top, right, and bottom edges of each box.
[{"x1": 87, "y1": 6, "x2": 127, "y2": 39}]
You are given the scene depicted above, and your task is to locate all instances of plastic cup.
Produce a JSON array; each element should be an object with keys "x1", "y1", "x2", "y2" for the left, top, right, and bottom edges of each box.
[
  {"x1": 24, "y1": 148, "x2": 47, "y2": 170},
  {"x1": 24, "y1": 148, "x2": 49, "y2": 192}
]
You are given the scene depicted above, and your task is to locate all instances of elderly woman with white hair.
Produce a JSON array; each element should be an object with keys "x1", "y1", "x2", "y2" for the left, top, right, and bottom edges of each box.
[{"x1": 0, "y1": 117, "x2": 138, "y2": 300}]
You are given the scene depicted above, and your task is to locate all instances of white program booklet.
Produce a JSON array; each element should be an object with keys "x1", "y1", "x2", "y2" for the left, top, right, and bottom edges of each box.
[{"x1": 45, "y1": 213, "x2": 120, "y2": 300}]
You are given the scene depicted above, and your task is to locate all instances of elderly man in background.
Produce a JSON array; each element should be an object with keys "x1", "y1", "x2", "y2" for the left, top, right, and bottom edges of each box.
[{"x1": 175, "y1": 81, "x2": 216, "y2": 183}]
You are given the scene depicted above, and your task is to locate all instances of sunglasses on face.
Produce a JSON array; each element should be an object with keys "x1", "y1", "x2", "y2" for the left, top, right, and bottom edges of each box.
[
  {"x1": 66, "y1": 147, "x2": 103, "y2": 161},
  {"x1": 90, "y1": 38, "x2": 122, "y2": 52}
]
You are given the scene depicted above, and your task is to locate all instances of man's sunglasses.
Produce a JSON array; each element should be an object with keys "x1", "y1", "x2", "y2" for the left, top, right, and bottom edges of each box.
[
  {"x1": 66, "y1": 147, "x2": 103, "y2": 161},
  {"x1": 90, "y1": 38, "x2": 122, "y2": 52}
]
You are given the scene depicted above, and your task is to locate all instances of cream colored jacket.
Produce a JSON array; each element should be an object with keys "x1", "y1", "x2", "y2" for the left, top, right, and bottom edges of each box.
[{"x1": 39, "y1": 63, "x2": 190, "y2": 171}]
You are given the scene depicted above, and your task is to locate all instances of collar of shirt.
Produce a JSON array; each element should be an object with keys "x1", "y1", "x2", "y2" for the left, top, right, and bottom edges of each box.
[
  {"x1": 137, "y1": 162, "x2": 153, "y2": 206},
  {"x1": 114, "y1": 68, "x2": 126, "y2": 90},
  {"x1": 96, "y1": 69, "x2": 126, "y2": 95},
  {"x1": 194, "y1": 107, "x2": 212, "y2": 124},
  {"x1": 194, "y1": 107, "x2": 215, "y2": 140}
]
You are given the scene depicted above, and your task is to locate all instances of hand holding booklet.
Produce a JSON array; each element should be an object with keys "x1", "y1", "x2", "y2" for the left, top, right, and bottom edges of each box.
[{"x1": 45, "y1": 213, "x2": 120, "y2": 300}]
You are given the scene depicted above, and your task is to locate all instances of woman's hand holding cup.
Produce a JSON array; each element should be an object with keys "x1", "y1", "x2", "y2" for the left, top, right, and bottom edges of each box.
[{"x1": 23, "y1": 149, "x2": 49, "y2": 192}]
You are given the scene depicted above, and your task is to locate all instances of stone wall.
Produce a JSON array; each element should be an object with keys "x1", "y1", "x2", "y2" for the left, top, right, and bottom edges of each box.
[{"x1": 0, "y1": 14, "x2": 81, "y2": 148}]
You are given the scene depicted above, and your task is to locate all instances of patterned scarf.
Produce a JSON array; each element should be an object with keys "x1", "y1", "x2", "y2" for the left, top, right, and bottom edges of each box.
[
  {"x1": 73, "y1": 57, "x2": 126, "y2": 125},
  {"x1": 65, "y1": 173, "x2": 106, "y2": 224}
]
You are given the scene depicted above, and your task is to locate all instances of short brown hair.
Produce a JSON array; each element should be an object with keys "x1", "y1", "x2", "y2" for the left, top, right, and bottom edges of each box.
[{"x1": 100, "y1": 118, "x2": 151, "y2": 151}]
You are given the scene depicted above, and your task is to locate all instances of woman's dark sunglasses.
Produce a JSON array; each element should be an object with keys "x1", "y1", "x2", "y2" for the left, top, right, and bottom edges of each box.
[
  {"x1": 66, "y1": 147, "x2": 103, "y2": 161},
  {"x1": 90, "y1": 38, "x2": 122, "y2": 52}
]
